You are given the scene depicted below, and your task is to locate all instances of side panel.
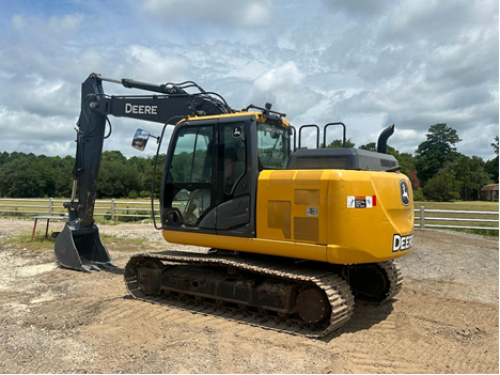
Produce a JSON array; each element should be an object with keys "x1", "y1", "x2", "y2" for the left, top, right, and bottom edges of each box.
[
  {"x1": 256, "y1": 170, "x2": 330, "y2": 245},
  {"x1": 255, "y1": 169, "x2": 414, "y2": 264},
  {"x1": 325, "y1": 170, "x2": 414, "y2": 263}
]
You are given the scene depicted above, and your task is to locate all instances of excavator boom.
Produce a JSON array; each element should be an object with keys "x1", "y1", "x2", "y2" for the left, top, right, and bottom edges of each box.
[{"x1": 55, "y1": 73, "x2": 231, "y2": 271}]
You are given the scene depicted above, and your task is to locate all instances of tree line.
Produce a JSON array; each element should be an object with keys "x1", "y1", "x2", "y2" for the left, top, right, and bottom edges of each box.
[
  {"x1": 0, "y1": 123, "x2": 498, "y2": 201},
  {"x1": 0, "y1": 151, "x2": 164, "y2": 199},
  {"x1": 325, "y1": 123, "x2": 498, "y2": 202}
]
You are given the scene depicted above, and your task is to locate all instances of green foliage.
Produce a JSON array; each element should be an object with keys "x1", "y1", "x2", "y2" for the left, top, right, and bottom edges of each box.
[
  {"x1": 416, "y1": 123, "x2": 462, "y2": 186},
  {"x1": 359, "y1": 142, "x2": 376, "y2": 151},
  {"x1": 485, "y1": 136, "x2": 499, "y2": 182},
  {"x1": 492, "y1": 136, "x2": 499, "y2": 156},
  {"x1": 413, "y1": 189, "x2": 425, "y2": 201},
  {"x1": 423, "y1": 173, "x2": 461, "y2": 202},
  {"x1": 439, "y1": 154, "x2": 492, "y2": 200},
  {"x1": 359, "y1": 142, "x2": 418, "y2": 187},
  {"x1": 0, "y1": 151, "x2": 162, "y2": 199},
  {"x1": 485, "y1": 157, "x2": 499, "y2": 182},
  {"x1": 325, "y1": 139, "x2": 355, "y2": 148}
]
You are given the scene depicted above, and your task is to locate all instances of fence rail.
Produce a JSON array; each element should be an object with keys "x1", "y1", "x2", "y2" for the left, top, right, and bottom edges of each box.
[{"x1": 0, "y1": 199, "x2": 498, "y2": 231}]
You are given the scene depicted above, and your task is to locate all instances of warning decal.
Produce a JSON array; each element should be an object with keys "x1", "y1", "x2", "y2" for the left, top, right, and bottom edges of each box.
[{"x1": 347, "y1": 195, "x2": 376, "y2": 208}]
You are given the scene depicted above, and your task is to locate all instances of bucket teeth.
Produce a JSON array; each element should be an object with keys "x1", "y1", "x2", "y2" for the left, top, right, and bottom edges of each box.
[{"x1": 81, "y1": 265, "x2": 92, "y2": 273}]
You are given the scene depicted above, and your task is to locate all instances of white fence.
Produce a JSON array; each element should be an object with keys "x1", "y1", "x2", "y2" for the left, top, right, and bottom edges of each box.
[
  {"x1": 414, "y1": 207, "x2": 499, "y2": 231},
  {"x1": 0, "y1": 198, "x2": 159, "y2": 219},
  {"x1": 0, "y1": 198, "x2": 498, "y2": 231}
]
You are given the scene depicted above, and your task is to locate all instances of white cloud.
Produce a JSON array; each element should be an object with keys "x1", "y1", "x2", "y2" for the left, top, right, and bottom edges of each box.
[
  {"x1": 142, "y1": 0, "x2": 273, "y2": 27},
  {"x1": 0, "y1": 0, "x2": 497, "y2": 162},
  {"x1": 253, "y1": 62, "x2": 303, "y2": 91}
]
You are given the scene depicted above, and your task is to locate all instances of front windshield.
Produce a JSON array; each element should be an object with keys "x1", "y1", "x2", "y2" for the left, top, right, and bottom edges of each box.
[{"x1": 257, "y1": 123, "x2": 290, "y2": 169}]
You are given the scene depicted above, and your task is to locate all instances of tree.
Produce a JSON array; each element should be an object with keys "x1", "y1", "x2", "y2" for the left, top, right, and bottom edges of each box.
[
  {"x1": 423, "y1": 173, "x2": 461, "y2": 202},
  {"x1": 440, "y1": 154, "x2": 492, "y2": 200},
  {"x1": 359, "y1": 142, "x2": 419, "y2": 189},
  {"x1": 325, "y1": 139, "x2": 355, "y2": 148},
  {"x1": 491, "y1": 136, "x2": 499, "y2": 155},
  {"x1": 485, "y1": 136, "x2": 499, "y2": 182},
  {"x1": 359, "y1": 142, "x2": 376, "y2": 151},
  {"x1": 469, "y1": 156, "x2": 492, "y2": 199},
  {"x1": 416, "y1": 123, "x2": 461, "y2": 186}
]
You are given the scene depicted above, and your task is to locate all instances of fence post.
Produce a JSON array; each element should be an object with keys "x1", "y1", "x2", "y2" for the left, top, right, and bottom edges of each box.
[
  {"x1": 420, "y1": 206, "x2": 425, "y2": 230},
  {"x1": 111, "y1": 199, "x2": 115, "y2": 220},
  {"x1": 48, "y1": 198, "x2": 53, "y2": 215}
]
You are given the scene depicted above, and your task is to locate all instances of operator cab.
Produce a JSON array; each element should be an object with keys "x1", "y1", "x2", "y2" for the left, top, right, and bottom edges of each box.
[
  {"x1": 132, "y1": 105, "x2": 397, "y2": 240},
  {"x1": 150, "y1": 111, "x2": 291, "y2": 238}
]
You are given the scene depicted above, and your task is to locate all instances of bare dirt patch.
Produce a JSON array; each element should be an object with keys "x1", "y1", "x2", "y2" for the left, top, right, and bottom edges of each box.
[{"x1": 0, "y1": 218, "x2": 498, "y2": 373}]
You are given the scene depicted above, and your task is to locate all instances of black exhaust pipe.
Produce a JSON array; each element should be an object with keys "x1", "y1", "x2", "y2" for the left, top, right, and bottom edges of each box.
[{"x1": 377, "y1": 124, "x2": 395, "y2": 154}]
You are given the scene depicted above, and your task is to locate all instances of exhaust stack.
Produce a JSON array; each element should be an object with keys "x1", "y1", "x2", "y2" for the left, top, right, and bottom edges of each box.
[{"x1": 377, "y1": 124, "x2": 395, "y2": 154}]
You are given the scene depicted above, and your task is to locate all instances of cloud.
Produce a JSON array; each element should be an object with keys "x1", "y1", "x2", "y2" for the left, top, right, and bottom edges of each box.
[
  {"x1": 248, "y1": 62, "x2": 324, "y2": 119},
  {"x1": 0, "y1": 0, "x2": 497, "y2": 162},
  {"x1": 142, "y1": 0, "x2": 273, "y2": 27},
  {"x1": 321, "y1": 0, "x2": 388, "y2": 18}
]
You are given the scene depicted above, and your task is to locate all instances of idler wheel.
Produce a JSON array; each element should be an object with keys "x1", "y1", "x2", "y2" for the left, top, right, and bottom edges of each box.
[{"x1": 296, "y1": 287, "x2": 331, "y2": 324}]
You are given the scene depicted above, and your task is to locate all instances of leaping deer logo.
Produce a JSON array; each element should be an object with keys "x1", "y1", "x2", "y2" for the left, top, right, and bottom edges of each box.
[{"x1": 400, "y1": 181, "x2": 410, "y2": 206}]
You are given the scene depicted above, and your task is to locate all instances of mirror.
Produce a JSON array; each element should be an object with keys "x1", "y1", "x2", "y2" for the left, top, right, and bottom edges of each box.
[{"x1": 132, "y1": 128, "x2": 150, "y2": 151}]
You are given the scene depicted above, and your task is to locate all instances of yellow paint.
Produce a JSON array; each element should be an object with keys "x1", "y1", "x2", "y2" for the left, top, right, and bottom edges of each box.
[
  {"x1": 162, "y1": 110, "x2": 413, "y2": 265},
  {"x1": 176, "y1": 111, "x2": 290, "y2": 128},
  {"x1": 165, "y1": 169, "x2": 414, "y2": 265},
  {"x1": 163, "y1": 230, "x2": 328, "y2": 262}
]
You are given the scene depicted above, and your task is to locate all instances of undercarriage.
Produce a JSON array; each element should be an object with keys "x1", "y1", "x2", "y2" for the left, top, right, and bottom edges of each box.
[{"x1": 124, "y1": 251, "x2": 402, "y2": 338}]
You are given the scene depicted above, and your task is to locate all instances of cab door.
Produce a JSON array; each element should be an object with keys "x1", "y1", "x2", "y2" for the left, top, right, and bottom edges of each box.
[
  {"x1": 215, "y1": 119, "x2": 254, "y2": 236},
  {"x1": 162, "y1": 119, "x2": 218, "y2": 233},
  {"x1": 162, "y1": 116, "x2": 257, "y2": 237}
]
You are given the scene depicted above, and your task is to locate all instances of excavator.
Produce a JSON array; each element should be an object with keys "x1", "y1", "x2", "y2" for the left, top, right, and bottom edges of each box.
[{"x1": 54, "y1": 73, "x2": 413, "y2": 338}]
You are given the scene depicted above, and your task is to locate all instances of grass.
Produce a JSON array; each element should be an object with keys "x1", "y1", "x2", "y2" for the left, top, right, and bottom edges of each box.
[
  {"x1": 414, "y1": 201, "x2": 499, "y2": 211},
  {"x1": 0, "y1": 232, "x2": 153, "y2": 253},
  {"x1": 0, "y1": 233, "x2": 55, "y2": 251},
  {"x1": 414, "y1": 201, "x2": 498, "y2": 238}
]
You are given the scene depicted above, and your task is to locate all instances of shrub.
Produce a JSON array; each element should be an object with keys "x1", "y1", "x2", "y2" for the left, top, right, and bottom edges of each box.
[
  {"x1": 413, "y1": 189, "x2": 425, "y2": 202},
  {"x1": 423, "y1": 173, "x2": 460, "y2": 202},
  {"x1": 139, "y1": 190, "x2": 150, "y2": 198}
]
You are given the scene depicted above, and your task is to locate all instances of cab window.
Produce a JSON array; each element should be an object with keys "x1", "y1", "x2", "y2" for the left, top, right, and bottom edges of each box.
[{"x1": 257, "y1": 123, "x2": 290, "y2": 169}]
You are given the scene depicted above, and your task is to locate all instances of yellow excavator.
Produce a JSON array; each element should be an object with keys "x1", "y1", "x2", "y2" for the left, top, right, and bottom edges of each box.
[{"x1": 55, "y1": 73, "x2": 413, "y2": 337}]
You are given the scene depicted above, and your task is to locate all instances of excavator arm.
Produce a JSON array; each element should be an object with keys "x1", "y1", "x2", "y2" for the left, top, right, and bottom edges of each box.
[{"x1": 55, "y1": 73, "x2": 231, "y2": 272}]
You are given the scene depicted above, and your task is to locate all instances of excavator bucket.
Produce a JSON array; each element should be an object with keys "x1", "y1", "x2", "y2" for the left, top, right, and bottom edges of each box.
[{"x1": 54, "y1": 222, "x2": 115, "y2": 272}]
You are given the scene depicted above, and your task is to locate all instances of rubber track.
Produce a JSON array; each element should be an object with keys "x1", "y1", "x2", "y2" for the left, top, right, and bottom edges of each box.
[
  {"x1": 124, "y1": 251, "x2": 355, "y2": 338},
  {"x1": 378, "y1": 261, "x2": 403, "y2": 303}
]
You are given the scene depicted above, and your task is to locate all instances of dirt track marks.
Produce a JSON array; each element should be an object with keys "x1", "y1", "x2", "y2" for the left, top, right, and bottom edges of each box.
[{"x1": 0, "y1": 223, "x2": 498, "y2": 373}]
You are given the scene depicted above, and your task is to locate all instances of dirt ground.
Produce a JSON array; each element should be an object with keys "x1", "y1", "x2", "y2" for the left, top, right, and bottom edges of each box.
[{"x1": 0, "y1": 218, "x2": 498, "y2": 374}]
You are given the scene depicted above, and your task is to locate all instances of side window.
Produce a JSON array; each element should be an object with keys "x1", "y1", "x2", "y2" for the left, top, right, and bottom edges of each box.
[
  {"x1": 170, "y1": 126, "x2": 213, "y2": 183},
  {"x1": 222, "y1": 124, "x2": 246, "y2": 196},
  {"x1": 257, "y1": 123, "x2": 290, "y2": 169},
  {"x1": 169, "y1": 126, "x2": 214, "y2": 225}
]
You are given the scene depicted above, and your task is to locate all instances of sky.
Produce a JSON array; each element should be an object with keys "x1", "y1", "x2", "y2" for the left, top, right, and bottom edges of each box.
[{"x1": 0, "y1": 0, "x2": 498, "y2": 160}]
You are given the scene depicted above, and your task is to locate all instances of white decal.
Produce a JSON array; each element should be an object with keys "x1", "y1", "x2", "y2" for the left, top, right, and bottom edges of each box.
[
  {"x1": 306, "y1": 207, "x2": 319, "y2": 217},
  {"x1": 233, "y1": 127, "x2": 242, "y2": 138},
  {"x1": 392, "y1": 234, "x2": 413, "y2": 252},
  {"x1": 347, "y1": 196, "x2": 355, "y2": 208},
  {"x1": 366, "y1": 196, "x2": 373, "y2": 208},
  {"x1": 125, "y1": 103, "x2": 158, "y2": 115}
]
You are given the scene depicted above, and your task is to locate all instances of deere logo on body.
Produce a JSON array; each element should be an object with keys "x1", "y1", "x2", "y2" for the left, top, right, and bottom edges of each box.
[
  {"x1": 393, "y1": 234, "x2": 413, "y2": 252},
  {"x1": 400, "y1": 180, "x2": 410, "y2": 206},
  {"x1": 125, "y1": 103, "x2": 158, "y2": 115}
]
